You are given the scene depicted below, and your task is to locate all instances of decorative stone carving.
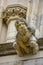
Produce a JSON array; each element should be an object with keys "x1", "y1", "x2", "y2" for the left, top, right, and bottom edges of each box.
[
  {"x1": 2, "y1": 4, "x2": 27, "y2": 24},
  {"x1": 2, "y1": 4, "x2": 27, "y2": 43},
  {"x1": 14, "y1": 19, "x2": 39, "y2": 57}
]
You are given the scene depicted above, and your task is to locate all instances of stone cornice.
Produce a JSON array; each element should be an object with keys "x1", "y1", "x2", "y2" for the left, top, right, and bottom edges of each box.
[
  {"x1": 0, "y1": 38, "x2": 43, "y2": 56},
  {"x1": 0, "y1": 42, "x2": 16, "y2": 56},
  {"x1": 2, "y1": 4, "x2": 27, "y2": 25}
]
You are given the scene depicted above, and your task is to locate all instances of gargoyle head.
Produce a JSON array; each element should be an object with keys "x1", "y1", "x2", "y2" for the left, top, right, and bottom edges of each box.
[{"x1": 15, "y1": 19, "x2": 28, "y2": 35}]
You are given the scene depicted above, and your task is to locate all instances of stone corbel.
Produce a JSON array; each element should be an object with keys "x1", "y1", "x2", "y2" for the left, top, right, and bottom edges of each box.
[{"x1": 2, "y1": 4, "x2": 27, "y2": 25}]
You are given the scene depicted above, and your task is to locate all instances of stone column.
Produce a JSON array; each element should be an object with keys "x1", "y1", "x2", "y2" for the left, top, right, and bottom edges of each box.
[
  {"x1": 29, "y1": 0, "x2": 39, "y2": 30},
  {"x1": 0, "y1": 0, "x2": 7, "y2": 43},
  {"x1": 6, "y1": 19, "x2": 17, "y2": 43},
  {"x1": 26, "y1": 0, "x2": 32, "y2": 27}
]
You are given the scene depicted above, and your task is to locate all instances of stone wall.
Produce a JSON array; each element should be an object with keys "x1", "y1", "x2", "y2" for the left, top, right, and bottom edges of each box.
[{"x1": 0, "y1": 0, "x2": 43, "y2": 43}]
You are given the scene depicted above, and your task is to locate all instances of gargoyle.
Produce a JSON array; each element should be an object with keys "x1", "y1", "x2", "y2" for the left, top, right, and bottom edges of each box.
[{"x1": 14, "y1": 19, "x2": 39, "y2": 56}]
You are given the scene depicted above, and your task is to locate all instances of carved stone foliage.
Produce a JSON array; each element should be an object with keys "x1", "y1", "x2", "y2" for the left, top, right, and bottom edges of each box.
[{"x1": 2, "y1": 4, "x2": 27, "y2": 24}]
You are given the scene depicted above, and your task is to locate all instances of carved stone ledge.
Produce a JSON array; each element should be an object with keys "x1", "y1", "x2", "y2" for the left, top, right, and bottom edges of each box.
[
  {"x1": 37, "y1": 38, "x2": 43, "y2": 50},
  {"x1": 2, "y1": 4, "x2": 27, "y2": 24},
  {"x1": 0, "y1": 39, "x2": 42, "y2": 56},
  {"x1": 0, "y1": 42, "x2": 16, "y2": 56}
]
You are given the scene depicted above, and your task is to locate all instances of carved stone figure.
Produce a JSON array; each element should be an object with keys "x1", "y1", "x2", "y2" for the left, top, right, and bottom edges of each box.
[{"x1": 14, "y1": 19, "x2": 39, "y2": 56}]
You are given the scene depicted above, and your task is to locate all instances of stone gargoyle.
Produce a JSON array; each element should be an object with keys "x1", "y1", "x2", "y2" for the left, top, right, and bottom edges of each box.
[{"x1": 13, "y1": 19, "x2": 39, "y2": 57}]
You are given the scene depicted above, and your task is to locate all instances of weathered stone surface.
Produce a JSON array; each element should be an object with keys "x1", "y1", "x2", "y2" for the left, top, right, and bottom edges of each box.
[
  {"x1": 0, "y1": 57, "x2": 43, "y2": 65},
  {"x1": 2, "y1": 4, "x2": 27, "y2": 24},
  {"x1": 2, "y1": 4, "x2": 27, "y2": 43},
  {"x1": 37, "y1": 38, "x2": 43, "y2": 49},
  {"x1": 0, "y1": 42, "x2": 16, "y2": 56},
  {"x1": 14, "y1": 19, "x2": 39, "y2": 57}
]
